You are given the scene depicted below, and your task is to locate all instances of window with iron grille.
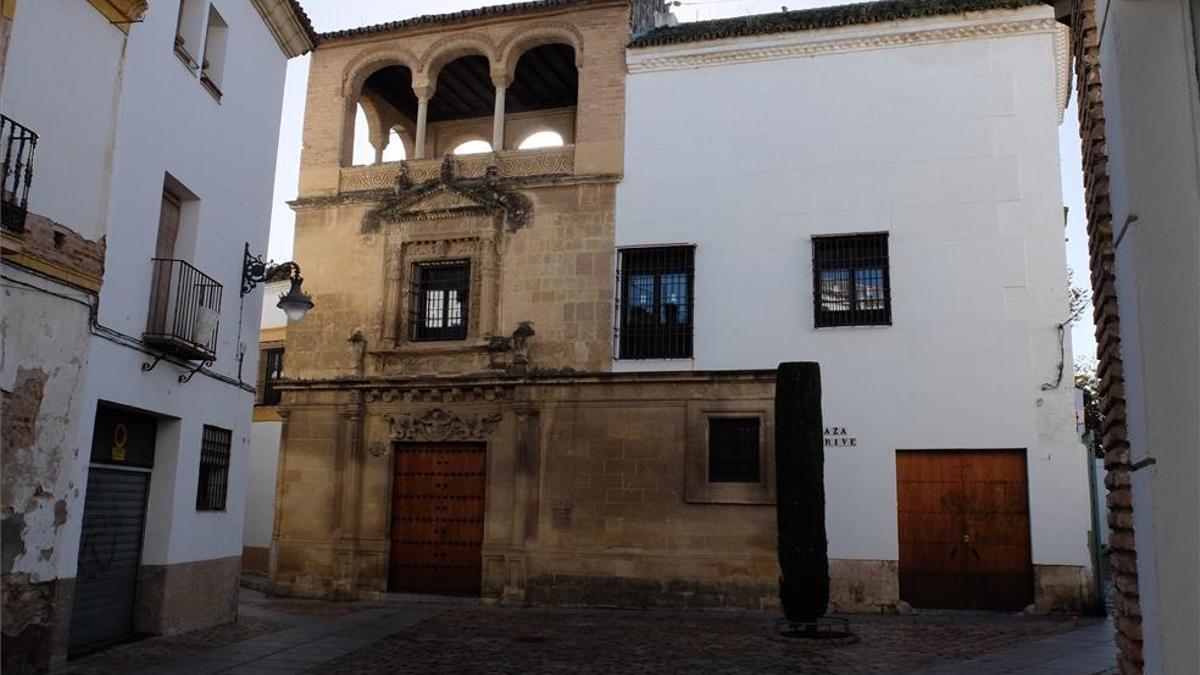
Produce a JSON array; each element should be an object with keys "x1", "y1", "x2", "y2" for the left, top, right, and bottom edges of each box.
[
  {"x1": 258, "y1": 347, "x2": 284, "y2": 406},
  {"x1": 812, "y1": 233, "x2": 891, "y2": 327},
  {"x1": 410, "y1": 260, "x2": 470, "y2": 341},
  {"x1": 615, "y1": 246, "x2": 694, "y2": 359},
  {"x1": 708, "y1": 417, "x2": 760, "y2": 483},
  {"x1": 196, "y1": 425, "x2": 231, "y2": 511}
]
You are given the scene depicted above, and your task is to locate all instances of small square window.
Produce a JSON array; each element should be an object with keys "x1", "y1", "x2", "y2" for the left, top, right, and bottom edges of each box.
[
  {"x1": 196, "y1": 425, "x2": 231, "y2": 511},
  {"x1": 812, "y1": 233, "x2": 891, "y2": 327},
  {"x1": 410, "y1": 260, "x2": 470, "y2": 341},
  {"x1": 708, "y1": 418, "x2": 761, "y2": 483}
]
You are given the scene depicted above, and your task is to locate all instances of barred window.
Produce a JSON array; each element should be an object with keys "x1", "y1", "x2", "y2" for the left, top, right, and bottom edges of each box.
[
  {"x1": 196, "y1": 425, "x2": 231, "y2": 511},
  {"x1": 812, "y1": 233, "x2": 891, "y2": 327},
  {"x1": 708, "y1": 418, "x2": 760, "y2": 483},
  {"x1": 410, "y1": 260, "x2": 469, "y2": 341},
  {"x1": 616, "y1": 246, "x2": 694, "y2": 359},
  {"x1": 257, "y1": 347, "x2": 284, "y2": 406}
]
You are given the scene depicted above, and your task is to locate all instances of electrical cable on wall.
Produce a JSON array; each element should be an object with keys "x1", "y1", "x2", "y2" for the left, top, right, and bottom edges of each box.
[
  {"x1": 2, "y1": 272, "x2": 254, "y2": 393},
  {"x1": 1040, "y1": 301, "x2": 1089, "y2": 391}
]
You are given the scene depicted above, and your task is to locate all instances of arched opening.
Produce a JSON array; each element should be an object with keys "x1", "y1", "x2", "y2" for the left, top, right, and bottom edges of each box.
[
  {"x1": 504, "y1": 43, "x2": 577, "y2": 150},
  {"x1": 351, "y1": 64, "x2": 416, "y2": 166},
  {"x1": 351, "y1": 104, "x2": 374, "y2": 166},
  {"x1": 517, "y1": 130, "x2": 565, "y2": 150},
  {"x1": 453, "y1": 139, "x2": 493, "y2": 155},
  {"x1": 381, "y1": 128, "x2": 408, "y2": 162},
  {"x1": 427, "y1": 54, "x2": 495, "y2": 157}
]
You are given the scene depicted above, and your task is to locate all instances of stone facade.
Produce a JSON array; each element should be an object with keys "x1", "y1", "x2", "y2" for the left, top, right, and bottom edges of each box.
[{"x1": 271, "y1": 0, "x2": 1095, "y2": 617}]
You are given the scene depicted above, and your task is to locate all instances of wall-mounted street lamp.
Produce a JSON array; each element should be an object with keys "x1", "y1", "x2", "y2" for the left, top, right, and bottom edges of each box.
[{"x1": 241, "y1": 242, "x2": 314, "y2": 321}]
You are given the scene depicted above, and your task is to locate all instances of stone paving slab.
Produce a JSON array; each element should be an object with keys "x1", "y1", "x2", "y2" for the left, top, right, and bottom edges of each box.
[{"x1": 912, "y1": 619, "x2": 1116, "y2": 675}]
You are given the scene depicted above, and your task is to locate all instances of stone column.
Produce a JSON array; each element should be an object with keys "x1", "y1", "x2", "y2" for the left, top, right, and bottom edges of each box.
[
  {"x1": 491, "y1": 73, "x2": 509, "y2": 152},
  {"x1": 414, "y1": 97, "x2": 429, "y2": 159}
]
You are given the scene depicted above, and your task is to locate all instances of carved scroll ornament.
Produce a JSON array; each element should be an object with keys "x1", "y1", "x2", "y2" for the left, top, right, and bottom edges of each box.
[{"x1": 384, "y1": 407, "x2": 502, "y2": 442}]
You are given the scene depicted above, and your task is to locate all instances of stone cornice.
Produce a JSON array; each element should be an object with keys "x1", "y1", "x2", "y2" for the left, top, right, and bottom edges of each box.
[
  {"x1": 627, "y1": 11, "x2": 1068, "y2": 121},
  {"x1": 290, "y1": 172, "x2": 622, "y2": 211},
  {"x1": 251, "y1": 0, "x2": 316, "y2": 58}
]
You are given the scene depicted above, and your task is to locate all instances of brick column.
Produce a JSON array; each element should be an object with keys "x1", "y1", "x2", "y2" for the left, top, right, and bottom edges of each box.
[{"x1": 1069, "y1": 2, "x2": 1142, "y2": 672}]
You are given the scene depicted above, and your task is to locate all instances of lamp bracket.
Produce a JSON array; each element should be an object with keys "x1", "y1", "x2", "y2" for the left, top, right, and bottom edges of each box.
[{"x1": 241, "y1": 242, "x2": 301, "y2": 296}]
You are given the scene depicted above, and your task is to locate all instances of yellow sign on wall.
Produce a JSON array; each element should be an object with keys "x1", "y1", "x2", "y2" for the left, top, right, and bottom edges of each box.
[{"x1": 111, "y1": 423, "x2": 128, "y2": 461}]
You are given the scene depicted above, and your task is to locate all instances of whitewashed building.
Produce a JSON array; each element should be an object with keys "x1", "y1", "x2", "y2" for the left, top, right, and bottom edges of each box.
[
  {"x1": 0, "y1": 0, "x2": 312, "y2": 670},
  {"x1": 1077, "y1": 0, "x2": 1200, "y2": 671},
  {"x1": 616, "y1": 2, "x2": 1095, "y2": 611},
  {"x1": 243, "y1": 279, "x2": 289, "y2": 576}
]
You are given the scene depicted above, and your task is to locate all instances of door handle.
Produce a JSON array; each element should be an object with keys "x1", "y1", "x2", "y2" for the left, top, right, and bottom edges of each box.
[{"x1": 962, "y1": 534, "x2": 971, "y2": 543}]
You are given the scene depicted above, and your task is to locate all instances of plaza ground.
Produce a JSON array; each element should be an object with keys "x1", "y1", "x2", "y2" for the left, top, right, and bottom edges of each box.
[{"x1": 65, "y1": 587, "x2": 1117, "y2": 674}]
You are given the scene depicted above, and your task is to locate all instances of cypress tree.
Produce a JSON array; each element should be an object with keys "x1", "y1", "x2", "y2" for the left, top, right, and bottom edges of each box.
[{"x1": 775, "y1": 362, "x2": 829, "y2": 625}]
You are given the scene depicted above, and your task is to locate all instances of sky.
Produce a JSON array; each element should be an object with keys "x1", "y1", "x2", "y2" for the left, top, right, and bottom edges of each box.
[{"x1": 265, "y1": 0, "x2": 1096, "y2": 362}]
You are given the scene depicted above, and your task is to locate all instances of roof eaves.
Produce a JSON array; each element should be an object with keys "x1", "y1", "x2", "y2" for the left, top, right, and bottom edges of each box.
[
  {"x1": 628, "y1": 0, "x2": 1045, "y2": 48},
  {"x1": 316, "y1": 0, "x2": 607, "y2": 42}
]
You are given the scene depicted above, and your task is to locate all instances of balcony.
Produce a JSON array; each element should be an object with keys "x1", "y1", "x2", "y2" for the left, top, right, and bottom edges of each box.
[
  {"x1": 338, "y1": 145, "x2": 575, "y2": 193},
  {"x1": 145, "y1": 258, "x2": 223, "y2": 361},
  {"x1": 1, "y1": 114, "x2": 38, "y2": 234}
]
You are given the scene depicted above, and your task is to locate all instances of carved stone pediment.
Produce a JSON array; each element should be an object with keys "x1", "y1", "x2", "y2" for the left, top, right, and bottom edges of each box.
[
  {"x1": 384, "y1": 407, "x2": 502, "y2": 441},
  {"x1": 364, "y1": 155, "x2": 532, "y2": 232}
]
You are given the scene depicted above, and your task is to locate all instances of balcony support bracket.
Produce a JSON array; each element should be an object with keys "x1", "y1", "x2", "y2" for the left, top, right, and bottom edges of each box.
[
  {"x1": 141, "y1": 353, "x2": 167, "y2": 373},
  {"x1": 178, "y1": 359, "x2": 214, "y2": 384}
]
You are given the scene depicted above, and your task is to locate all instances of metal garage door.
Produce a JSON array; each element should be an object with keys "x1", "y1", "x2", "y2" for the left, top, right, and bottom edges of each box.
[{"x1": 68, "y1": 467, "x2": 151, "y2": 653}]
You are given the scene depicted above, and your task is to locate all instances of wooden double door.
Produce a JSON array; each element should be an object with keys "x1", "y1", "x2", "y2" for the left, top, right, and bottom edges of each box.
[
  {"x1": 896, "y1": 449, "x2": 1034, "y2": 611},
  {"x1": 388, "y1": 443, "x2": 487, "y2": 595}
]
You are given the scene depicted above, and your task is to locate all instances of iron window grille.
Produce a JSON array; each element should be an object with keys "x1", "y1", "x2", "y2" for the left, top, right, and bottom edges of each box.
[
  {"x1": 1, "y1": 115, "x2": 38, "y2": 234},
  {"x1": 410, "y1": 260, "x2": 470, "y2": 341},
  {"x1": 708, "y1": 417, "x2": 760, "y2": 483},
  {"x1": 196, "y1": 425, "x2": 232, "y2": 511},
  {"x1": 812, "y1": 233, "x2": 891, "y2": 327},
  {"x1": 258, "y1": 347, "x2": 284, "y2": 406},
  {"x1": 615, "y1": 246, "x2": 695, "y2": 359}
]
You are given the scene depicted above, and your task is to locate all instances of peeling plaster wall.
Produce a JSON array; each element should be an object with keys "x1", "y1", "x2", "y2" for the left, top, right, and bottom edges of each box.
[{"x1": 1, "y1": 266, "x2": 94, "y2": 666}]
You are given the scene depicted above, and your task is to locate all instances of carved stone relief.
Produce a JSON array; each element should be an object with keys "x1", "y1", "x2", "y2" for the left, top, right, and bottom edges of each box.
[{"x1": 384, "y1": 407, "x2": 503, "y2": 441}]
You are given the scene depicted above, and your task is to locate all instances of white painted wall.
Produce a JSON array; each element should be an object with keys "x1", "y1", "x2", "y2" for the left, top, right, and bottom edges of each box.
[
  {"x1": 261, "y1": 279, "x2": 290, "y2": 330},
  {"x1": 52, "y1": 0, "x2": 291, "y2": 576},
  {"x1": 244, "y1": 421, "x2": 282, "y2": 549},
  {"x1": 618, "y1": 6, "x2": 1093, "y2": 570},
  {"x1": 243, "y1": 278, "x2": 288, "y2": 552},
  {"x1": 0, "y1": 0, "x2": 127, "y2": 584},
  {"x1": 1096, "y1": 0, "x2": 1200, "y2": 671},
  {"x1": 0, "y1": 0, "x2": 125, "y2": 240}
]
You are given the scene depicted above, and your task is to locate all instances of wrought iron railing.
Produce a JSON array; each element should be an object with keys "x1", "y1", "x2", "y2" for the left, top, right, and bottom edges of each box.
[
  {"x1": 145, "y1": 258, "x2": 223, "y2": 361},
  {"x1": 1, "y1": 115, "x2": 38, "y2": 233}
]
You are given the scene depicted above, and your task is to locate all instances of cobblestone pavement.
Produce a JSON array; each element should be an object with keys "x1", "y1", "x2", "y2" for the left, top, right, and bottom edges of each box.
[
  {"x1": 312, "y1": 608, "x2": 1109, "y2": 675},
  {"x1": 76, "y1": 588, "x2": 1115, "y2": 675}
]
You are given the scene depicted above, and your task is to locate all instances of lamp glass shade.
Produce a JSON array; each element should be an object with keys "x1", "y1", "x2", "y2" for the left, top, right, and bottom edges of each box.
[{"x1": 277, "y1": 280, "x2": 314, "y2": 322}]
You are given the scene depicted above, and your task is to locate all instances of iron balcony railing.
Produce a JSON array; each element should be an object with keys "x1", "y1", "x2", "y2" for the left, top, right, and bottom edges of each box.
[
  {"x1": 145, "y1": 258, "x2": 223, "y2": 361},
  {"x1": 1, "y1": 114, "x2": 38, "y2": 234}
]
